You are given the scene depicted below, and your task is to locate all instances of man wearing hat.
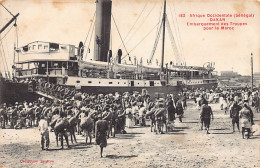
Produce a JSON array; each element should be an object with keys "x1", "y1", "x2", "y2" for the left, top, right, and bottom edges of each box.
[
  {"x1": 138, "y1": 104, "x2": 146, "y2": 126},
  {"x1": 11, "y1": 104, "x2": 18, "y2": 129},
  {"x1": 26, "y1": 103, "x2": 34, "y2": 127},
  {"x1": 117, "y1": 109, "x2": 126, "y2": 134},
  {"x1": 1, "y1": 103, "x2": 7, "y2": 128},
  {"x1": 131, "y1": 101, "x2": 139, "y2": 125},
  {"x1": 239, "y1": 102, "x2": 254, "y2": 139},
  {"x1": 102, "y1": 106, "x2": 113, "y2": 138},
  {"x1": 166, "y1": 96, "x2": 175, "y2": 122},
  {"x1": 175, "y1": 98, "x2": 184, "y2": 122},
  {"x1": 230, "y1": 101, "x2": 242, "y2": 132},
  {"x1": 0, "y1": 104, "x2": 6, "y2": 128},
  {"x1": 200, "y1": 101, "x2": 213, "y2": 134},
  {"x1": 34, "y1": 103, "x2": 42, "y2": 127},
  {"x1": 38, "y1": 115, "x2": 50, "y2": 150}
]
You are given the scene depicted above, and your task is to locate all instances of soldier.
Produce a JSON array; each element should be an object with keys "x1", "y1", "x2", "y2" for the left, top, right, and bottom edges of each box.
[
  {"x1": 57, "y1": 112, "x2": 70, "y2": 149},
  {"x1": 252, "y1": 92, "x2": 259, "y2": 113},
  {"x1": 117, "y1": 109, "x2": 126, "y2": 134},
  {"x1": 11, "y1": 105, "x2": 18, "y2": 129},
  {"x1": 1, "y1": 103, "x2": 7, "y2": 128},
  {"x1": 110, "y1": 106, "x2": 118, "y2": 137},
  {"x1": 200, "y1": 101, "x2": 214, "y2": 134},
  {"x1": 96, "y1": 119, "x2": 109, "y2": 158},
  {"x1": 131, "y1": 101, "x2": 139, "y2": 125},
  {"x1": 154, "y1": 103, "x2": 166, "y2": 134},
  {"x1": 26, "y1": 103, "x2": 34, "y2": 127},
  {"x1": 125, "y1": 106, "x2": 134, "y2": 128},
  {"x1": 7, "y1": 105, "x2": 13, "y2": 127},
  {"x1": 20, "y1": 106, "x2": 28, "y2": 128},
  {"x1": 146, "y1": 102, "x2": 156, "y2": 132},
  {"x1": 14, "y1": 105, "x2": 24, "y2": 129},
  {"x1": 175, "y1": 99, "x2": 184, "y2": 122},
  {"x1": 230, "y1": 101, "x2": 242, "y2": 132},
  {"x1": 34, "y1": 103, "x2": 42, "y2": 126},
  {"x1": 0, "y1": 104, "x2": 6, "y2": 128},
  {"x1": 38, "y1": 115, "x2": 50, "y2": 150},
  {"x1": 138, "y1": 104, "x2": 146, "y2": 126},
  {"x1": 167, "y1": 95, "x2": 175, "y2": 121},
  {"x1": 102, "y1": 106, "x2": 112, "y2": 138},
  {"x1": 239, "y1": 103, "x2": 254, "y2": 139}
]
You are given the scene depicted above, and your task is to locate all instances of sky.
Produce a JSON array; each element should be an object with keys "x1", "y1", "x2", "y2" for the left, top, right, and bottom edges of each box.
[{"x1": 0, "y1": 0, "x2": 259, "y2": 76}]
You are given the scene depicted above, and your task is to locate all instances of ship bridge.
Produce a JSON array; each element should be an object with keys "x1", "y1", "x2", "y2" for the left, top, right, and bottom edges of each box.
[
  {"x1": 16, "y1": 41, "x2": 77, "y2": 63},
  {"x1": 15, "y1": 41, "x2": 81, "y2": 84}
]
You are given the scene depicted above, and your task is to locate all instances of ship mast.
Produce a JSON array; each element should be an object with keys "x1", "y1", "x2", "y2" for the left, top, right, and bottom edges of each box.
[
  {"x1": 0, "y1": 13, "x2": 19, "y2": 35},
  {"x1": 251, "y1": 53, "x2": 253, "y2": 89},
  {"x1": 161, "y1": 0, "x2": 166, "y2": 72}
]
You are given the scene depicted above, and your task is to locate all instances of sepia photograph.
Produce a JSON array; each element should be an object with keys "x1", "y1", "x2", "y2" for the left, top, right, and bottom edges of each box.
[{"x1": 0, "y1": 0, "x2": 259, "y2": 167}]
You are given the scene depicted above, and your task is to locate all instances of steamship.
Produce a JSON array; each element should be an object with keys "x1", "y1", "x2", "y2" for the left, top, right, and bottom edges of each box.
[{"x1": 13, "y1": 0, "x2": 218, "y2": 97}]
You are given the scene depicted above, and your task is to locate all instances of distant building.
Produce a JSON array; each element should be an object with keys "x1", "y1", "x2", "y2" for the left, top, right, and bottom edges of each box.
[
  {"x1": 253, "y1": 72, "x2": 260, "y2": 86},
  {"x1": 254, "y1": 72, "x2": 260, "y2": 79},
  {"x1": 218, "y1": 71, "x2": 251, "y2": 87},
  {"x1": 220, "y1": 71, "x2": 239, "y2": 77}
]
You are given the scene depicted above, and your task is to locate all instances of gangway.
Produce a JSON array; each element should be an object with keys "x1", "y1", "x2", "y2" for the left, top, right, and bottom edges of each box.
[{"x1": 34, "y1": 91, "x2": 61, "y2": 101}]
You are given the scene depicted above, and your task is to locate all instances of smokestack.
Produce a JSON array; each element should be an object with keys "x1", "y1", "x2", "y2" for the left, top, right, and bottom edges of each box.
[{"x1": 94, "y1": 0, "x2": 112, "y2": 62}]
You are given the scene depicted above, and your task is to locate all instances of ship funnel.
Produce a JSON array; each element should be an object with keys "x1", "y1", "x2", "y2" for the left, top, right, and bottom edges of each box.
[
  {"x1": 94, "y1": 0, "x2": 112, "y2": 62},
  {"x1": 117, "y1": 49, "x2": 122, "y2": 64}
]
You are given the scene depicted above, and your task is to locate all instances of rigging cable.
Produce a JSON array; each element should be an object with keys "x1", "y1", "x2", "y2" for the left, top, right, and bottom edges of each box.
[
  {"x1": 15, "y1": 20, "x2": 19, "y2": 64},
  {"x1": 169, "y1": 3, "x2": 182, "y2": 64},
  {"x1": 148, "y1": 0, "x2": 164, "y2": 64},
  {"x1": 156, "y1": 0, "x2": 164, "y2": 35},
  {"x1": 117, "y1": 0, "x2": 149, "y2": 50},
  {"x1": 148, "y1": 21, "x2": 162, "y2": 64},
  {"x1": 0, "y1": 24, "x2": 14, "y2": 41},
  {"x1": 122, "y1": 21, "x2": 161, "y2": 60},
  {"x1": 4, "y1": 37, "x2": 10, "y2": 66},
  {"x1": 0, "y1": 41, "x2": 10, "y2": 79},
  {"x1": 112, "y1": 14, "x2": 130, "y2": 58},
  {"x1": 0, "y1": 51, "x2": 8, "y2": 77},
  {"x1": 165, "y1": 16, "x2": 181, "y2": 65},
  {"x1": 121, "y1": 2, "x2": 157, "y2": 51},
  {"x1": 4, "y1": 39, "x2": 11, "y2": 78},
  {"x1": 0, "y1": 8, "x2": 7, "y2": 76},
  {"x1": 110, "y1": 20, "x2": 112, "y2": 50},
  {"x1": 0, "y1": 3, "x2": 14, "y2": 17},
  {"x1": 0, "y1": 4, "x2": 14, "y2": 78},
  {"x1": 0, "y1": 9, "x2": 12, "y2": 79},
  {"x1": 0, "y1": 41, "x2": 10, "y2": 75},
  {"x1": 0, "y1": 47, "x2": 8, "y2": 77},
  {"x1": 172, "y1": 3, "x2": 185, "y2": 65},
  {"x1": 85, "y1": 18, "x2": 95, "y2": 60},
  {"x1": 83, "y1": 12, "x2": 96, "y2": 46}
]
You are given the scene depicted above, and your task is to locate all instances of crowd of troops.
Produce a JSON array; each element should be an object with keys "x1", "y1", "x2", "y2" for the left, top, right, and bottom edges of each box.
[
  {"x1": 0, "y1": 81, "x2": 187, "y2": 157},
  {"x1": 0, "y1": 81, "x2": 259, "y2": 156},
  {"x1": 190, "y1": 87, "x2": 259, "y2": 137}
]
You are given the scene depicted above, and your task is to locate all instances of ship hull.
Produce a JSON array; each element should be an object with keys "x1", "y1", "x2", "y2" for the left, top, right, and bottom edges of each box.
[
  {"x1": 79, "y1": 85, "x2": 180, "y2": 98},
  {"x1": 185, "y1": 83, "x2": 218, "y2": 90},
  {"x1": 0, "y1": 80, "x2": 39, "y2": 104},
  {"x1": 64, "y1": 76, "x2": 218, "y2": 98},
  {"x1": 72, "y1": 83, "x2": 218, "y2": 98}
]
